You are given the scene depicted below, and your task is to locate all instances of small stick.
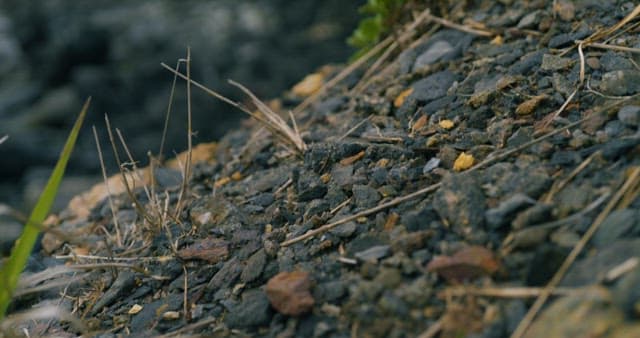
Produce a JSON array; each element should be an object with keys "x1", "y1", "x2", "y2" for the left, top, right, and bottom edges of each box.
[{"x1": 442, "y1": 286, "x2": 580, "y2": 299}]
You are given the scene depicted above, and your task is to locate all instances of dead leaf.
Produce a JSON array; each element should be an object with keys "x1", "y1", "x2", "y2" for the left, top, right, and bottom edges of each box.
[
  {"x1": 292, "y1": 73, "x2": 324, "y2": 97},
  {"x1": 426, "y1": 246, "x2": 500, "y2": 283},
  {"x1": 394, "y1": 88, "x2": 414, "y2": 107},
  {"x1": 516, "y1": 95, "x2": 546, "y2": 115},
  {"x1": 453, "y1": 152, "x2": 475, "y2": 171},
  {"x1": 177, "y1": 237, "x2": 229, "y2": 263},
  {"x1": 439, "y1": 119, "x2": 455, "y2": 130},
  {"x1": 340, "y1": 151, "x2": 365, "y2": 165},
  {"x1": 411, "y1": 114, "x2": 428, "y2": 134}
]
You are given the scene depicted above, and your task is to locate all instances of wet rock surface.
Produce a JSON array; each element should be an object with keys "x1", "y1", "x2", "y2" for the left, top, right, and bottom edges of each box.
[{"x1": 8, "y1": 1, "x2": 640, "y2": 337}]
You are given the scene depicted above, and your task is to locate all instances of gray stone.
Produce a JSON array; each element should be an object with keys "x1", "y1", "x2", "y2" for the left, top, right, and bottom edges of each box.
[
  {"x1": 297, "y1": 174, "x2": 327, "y2": 202},
  {"x1": 352, "y1": 184, "x2": 381, "y2": 209},
  {"x1": 208, "y1": 257, "x2": 242, "y2": 290},
  {"x1": 241, "y1": 249, "x2": 267, "y2": 283},
  {"x1": 331, "y1": 164, "x2": 354, "y2": 187},
  {"x1": 409, "y1": 70, "x2": 456, "y2": 103},
  {"x1": 618, "y1": 105, "x2": 640, "y2": 126},
  {"x1": 433, "y1": 172, "x2": 486, "y2": 229},
  {"x1": 592, "y1": 209, "x2": 640, "y2": 248},
  {"x1": 485, "y1": 193, "x2": 536, "y2": 229},
  {"x1": 414, "y1": 40, "x2": 454, "y2": 68},
  {"x1": 541, "y1": 54, "x2": 573, "y2": 71},
  {"x1": 599, "y1": 70, "x2": 640, "y2": 96},
  {"x1": 563, "y1": 239, "x2": 640, "y2": 286},
  {"x1": 92, "y1": 271, "x2": 136, "y2": 315},
  {"x1": 304, "y1": 199, "x2": 330, "y2": 220},
  {"x1": 354, "y1": 245, "x2": 391, "y2": 263},
  {"x1": 225, "y1": 289, "x2": 271, "y2": 328},
  {"x1": 329, "y1": 221, "x2": 357, "y2": 238},
  {"x1": 517, "y1": 10, "x2": 541, "y2": 29}
]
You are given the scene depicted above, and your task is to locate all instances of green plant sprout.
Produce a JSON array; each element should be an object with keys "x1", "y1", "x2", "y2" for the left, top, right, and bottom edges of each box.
[
  {"x1": 0, "y1": 98, "x2": 90, "y2": 320},
  {"x1": 348, "y1": 0, "x2": 407, "y2": 58}
]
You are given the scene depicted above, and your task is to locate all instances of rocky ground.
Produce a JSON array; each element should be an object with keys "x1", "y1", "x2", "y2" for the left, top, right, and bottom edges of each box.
[{"x1": 5, "y1": 0, "x2": 640, "y2": 337}]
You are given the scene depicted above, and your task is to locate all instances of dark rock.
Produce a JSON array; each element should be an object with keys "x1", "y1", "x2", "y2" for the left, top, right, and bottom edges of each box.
[
  {"x1": 329, "y1": 221, "x2": 357, "y2": 238},
  {"x1": 207, "y1": 257, "x2": 242, "y2": 290},
  {"x1": 592, "y1": 209, "x2": 640, "y2": 248},
  {"x1": 297, "y1": 173, "x2": 327, "y2": 202},
  {"x1": 378, "y1": 291, "x2": 409, "y2": 316},
  {"x1": 252, "y1": 193, "x2": 275, "y2": 207},
  {"x1": 601, "y1": 138, "x2": 640, "y2": 160},
  {"x1": 511, "y1": 203, "x2": 553, "y2": 229},
  {"x1": 354, "y1": 245, "x2": 391, "y2": 263},
  {"x1": 130, "y1": 294, "x2": 183, "y2": 334},
  {"x1": 351, "y1": 184, "x2": 381, "y2": 209},
  {"x1": 618, "y1": 105, "x2": 640, "y2": 127},
  {"x1": 612, "y1": 266, "x2": 640, "y2": 316},
  {"x1": 563, "y1": 239, "x2": 640, "y2": 286},
  {"x1": 331, "y1": 164, "x2": 355, "y2": 187},
  {"x1": 225, "y1": 289, "x2": 271, "y2": 328},
  {"x1": 92, "y1": 271, "x2": 136, "y2": 315},
  {"x1": 304, "y1": 199, "x2": 330, "y2": 220},
  {"x1": 314, "y1": 280, "x2": 347, "y2": 303},
  {"x1": 507, "y1": 127, "x2": 533, "y2": 148},
  {"x1": 509, "y1": 50, "x2": 545, "y2": 75},
  {"x1": 433, "y1": 172, "x2": 486, "y2": 229},
  {"x1": 485, "y1": 193, "x2": 536, "y2": 229},
  {"x1": 241, "y1": 248, "x2": 267, "y2": 283},
  {"x1": 409, "y1": 70, "x2": 456, "y2": 103},
  {"x1": 599, "y1": 70, "x2": 640, "y2": 96}
]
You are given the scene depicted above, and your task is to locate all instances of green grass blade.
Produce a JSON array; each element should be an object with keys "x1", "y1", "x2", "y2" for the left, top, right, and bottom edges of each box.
[{"x1": 0, "y1": 98, "x2": 90, "y2": 319}]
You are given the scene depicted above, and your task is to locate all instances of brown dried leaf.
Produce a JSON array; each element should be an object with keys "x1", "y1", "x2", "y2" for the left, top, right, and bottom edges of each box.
[
  {"x1": 394, "y1": 88, "x2": 414, "y2": 107},
  {"x1": 340, "y1": 151, "x2": 365, "y2": 165},
  {"x1": 426, "y1": 246, "x2": 500, "y2": 283},
  {"x1": 292, "y1": 73, "x2": 324, "y2": 97},
  {"x1": 177, "y1": 237, "x2": 229, "y2": 263},
  {"x1": 410, "y1": 114, "x2": 428, "y2": 135},
  {"x1": 516, "y1": 95, "x2": 546, "y2": 116}
]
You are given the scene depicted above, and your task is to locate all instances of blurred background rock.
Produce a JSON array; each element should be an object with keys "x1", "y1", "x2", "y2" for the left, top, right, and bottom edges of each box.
[{"x1": 0, "y1": 0, "x2": 360, "y2": 215}]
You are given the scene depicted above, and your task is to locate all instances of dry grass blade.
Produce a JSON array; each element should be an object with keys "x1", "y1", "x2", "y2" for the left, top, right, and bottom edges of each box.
[
  {"x1": 174, "y1": 48, "x2": 194, "y2": 218},
  {"x1": 93, "y1": 126, "x2": 122, "y2": 247},
  {"x1": 442, "y1": 286, "x2": 580, "y2": 299},
  {"x1": 510, "y1": 166, "x2": 640, "y2": 338},
  {"x1": 158, "y1": 59, "x2": 182, "y2": 162},
  {"x1": 584, "y1": 4, "x2": 640, "y2": 43},
  {"x1": 104, "y1": 115, "x2": 156, "y2": 227},
  {"x1": 228, "y1": 79, "x2": 307, "y2": 153},
  {"x1": 580, "y1": 42, "x2": 640, "y2": 54},
  {"x1": 160, "y1": 63, "x2": 306, "y2": 155}
]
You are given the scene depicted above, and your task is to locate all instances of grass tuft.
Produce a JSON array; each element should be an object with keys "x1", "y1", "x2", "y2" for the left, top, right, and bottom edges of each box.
[{"x1": 0, "y1": 98, "x2": 90, "y2": 320}]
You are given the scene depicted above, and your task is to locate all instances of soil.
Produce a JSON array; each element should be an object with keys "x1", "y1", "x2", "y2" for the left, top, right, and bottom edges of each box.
[{"x1": 5, "y1": 1, "x2": 640, "y2": 337}]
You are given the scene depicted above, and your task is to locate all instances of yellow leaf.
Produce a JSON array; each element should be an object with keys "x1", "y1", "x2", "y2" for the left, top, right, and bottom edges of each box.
[
  {"x1": 453, "y1": 152, "x2": 475, "y2": 171},
  {"x1": 439, "y1": 119, "x2": 455, "y2": 130},
  {"x1": 292, "y1": 73, "x2": 324, "y2": 97},
  {"x1": 394, "y1": 88, "x2": 414, "y2": 107}
]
